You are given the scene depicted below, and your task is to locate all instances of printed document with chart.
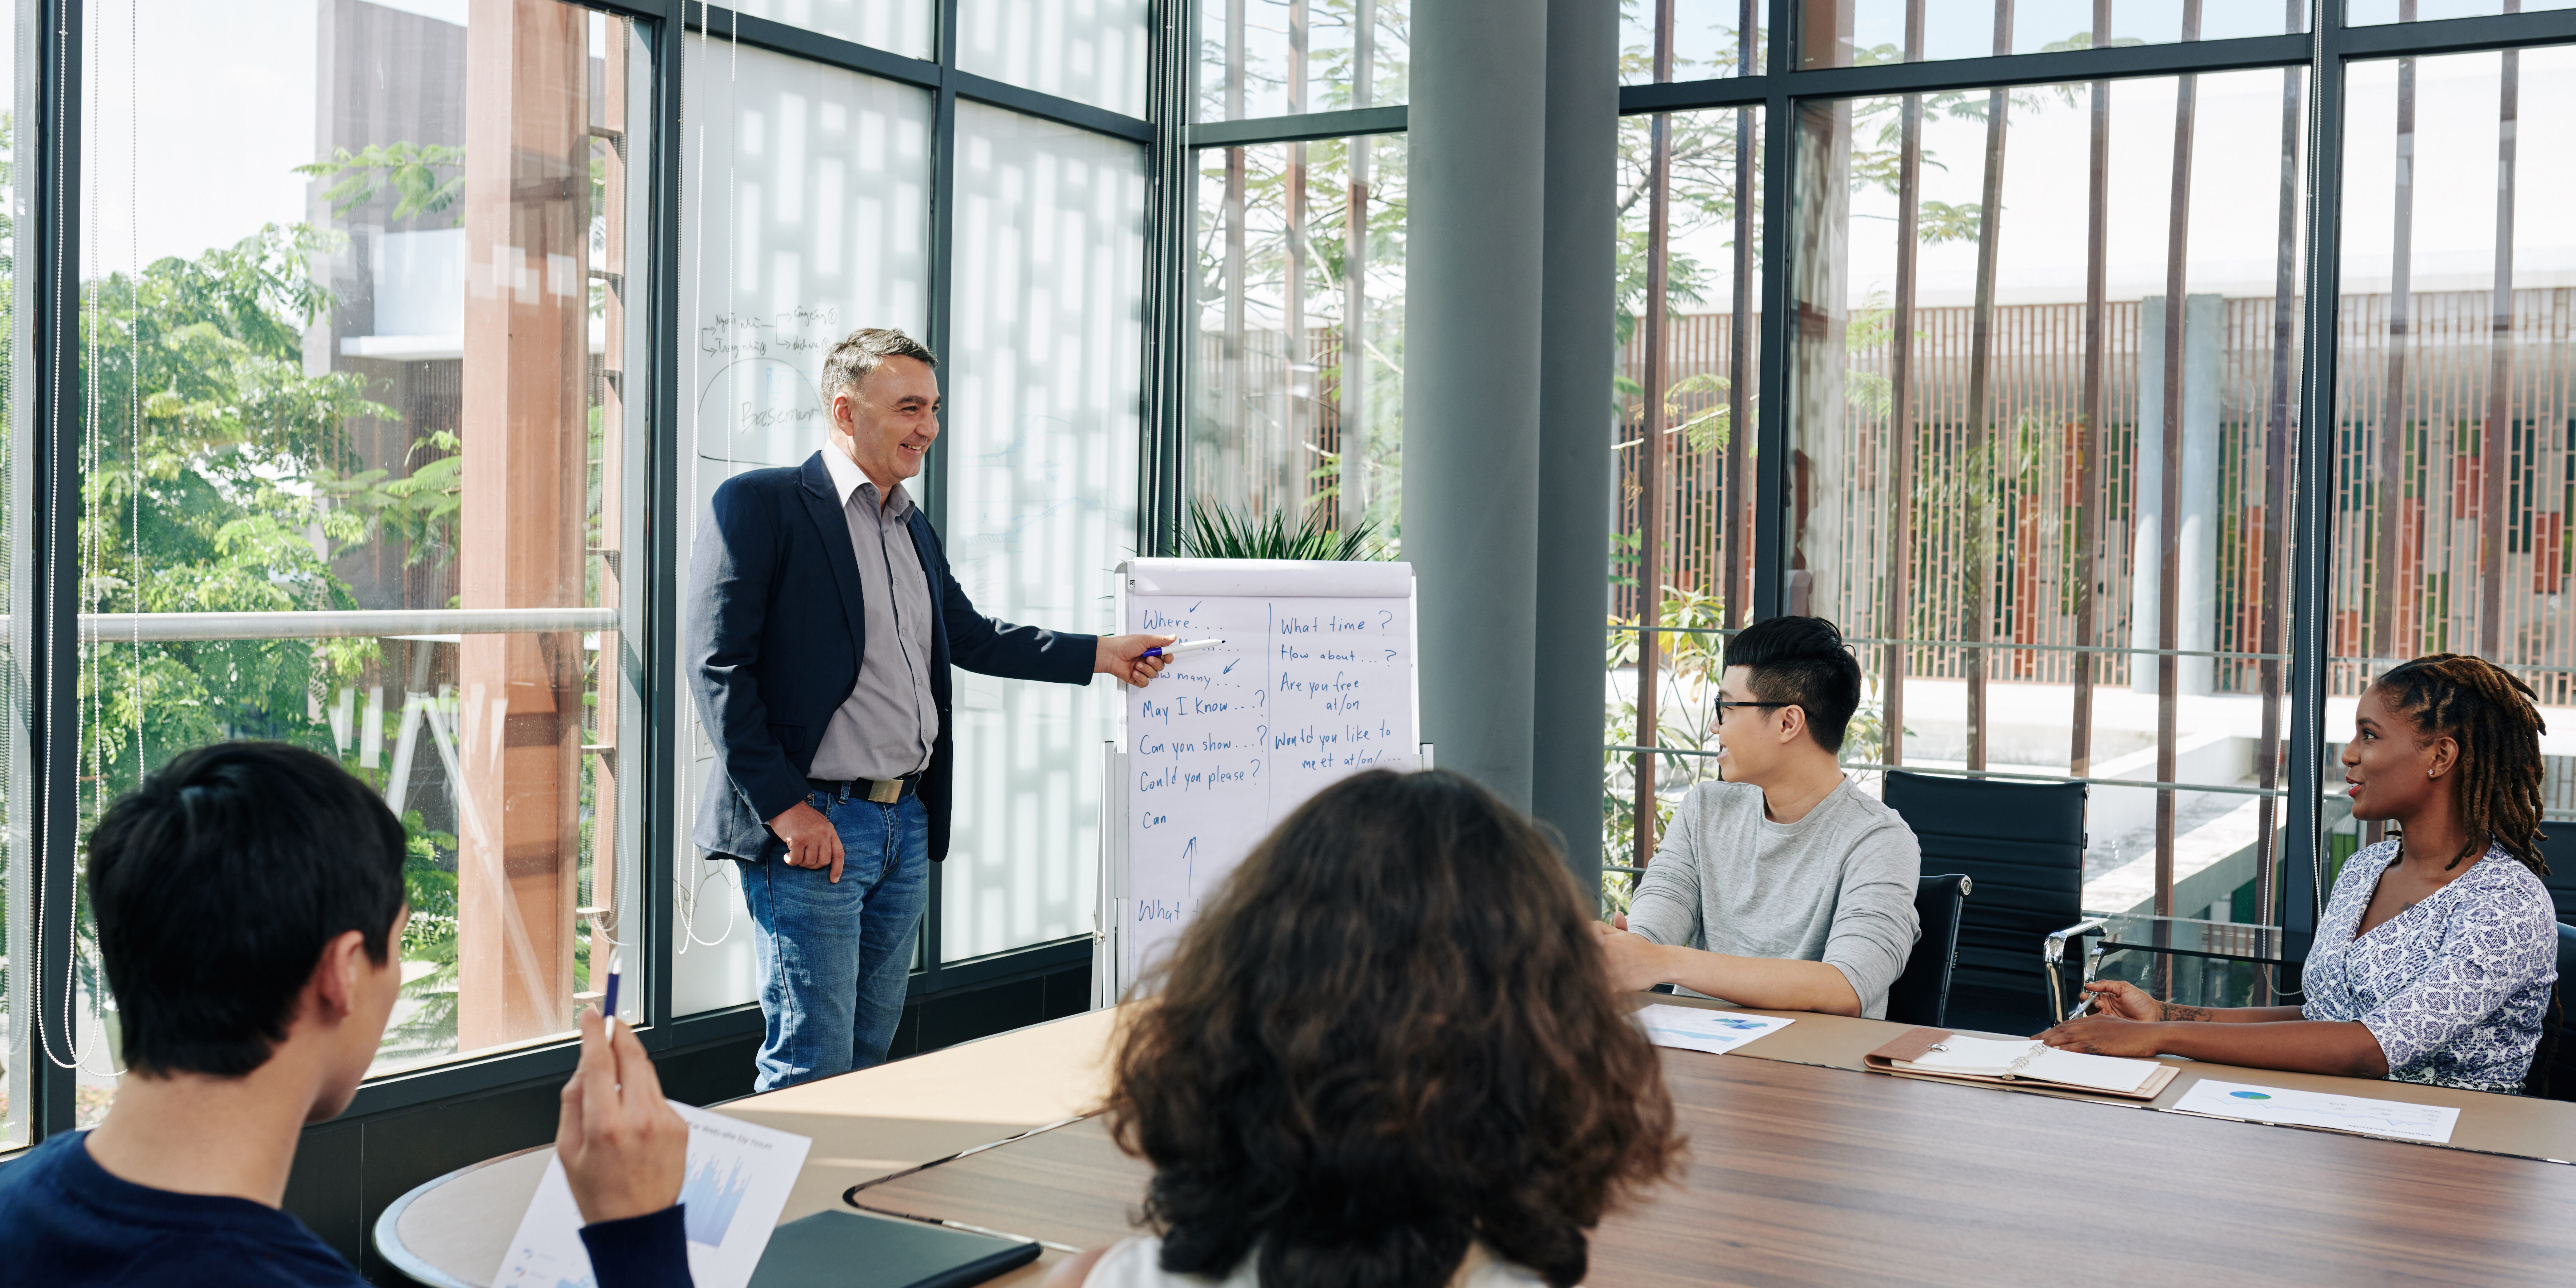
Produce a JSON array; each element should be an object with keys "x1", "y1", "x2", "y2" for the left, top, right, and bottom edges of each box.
[
  {"x1": 497, "y1": 1102, "x2": 812, "y2": 1288},
  {"x1": 2170, "y1": 1079, "x2": 2461, "y2": 1144}
]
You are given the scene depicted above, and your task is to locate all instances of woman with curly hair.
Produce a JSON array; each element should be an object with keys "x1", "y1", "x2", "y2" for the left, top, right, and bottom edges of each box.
[
  {"x1": 2041, "y1": 653, "x2": 2559, "y2": 1093},
  {"x1": 1045, "y1": 769, "x2": 1683, "y2": 1288}
]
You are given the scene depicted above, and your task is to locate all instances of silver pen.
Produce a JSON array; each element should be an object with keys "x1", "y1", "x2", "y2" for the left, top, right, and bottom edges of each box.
[{"x1": 2064, "y1": 992, "x2": 2094, "y2": 1022}]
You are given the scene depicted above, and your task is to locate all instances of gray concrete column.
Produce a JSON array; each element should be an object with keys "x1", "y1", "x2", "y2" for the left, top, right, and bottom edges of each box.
[
  {"x1": 2132, "y1": 293, "x2": 2222, "y2": 696},
  {"x1": 1531, "y1": 0, "x2": 1619, "y2": 888},
  {"x1": 1405, "y1": 0, "x2": 1549, "y2": 807}
]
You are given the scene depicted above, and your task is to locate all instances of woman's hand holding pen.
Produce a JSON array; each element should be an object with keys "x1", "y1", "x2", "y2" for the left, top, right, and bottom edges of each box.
[
  {"x1": 2036, "y1": 982, "x2": 2168, "y2": 1057},
  {"x1": 2073, "y1": 979, "x2": 2161, "y2": 1022}
]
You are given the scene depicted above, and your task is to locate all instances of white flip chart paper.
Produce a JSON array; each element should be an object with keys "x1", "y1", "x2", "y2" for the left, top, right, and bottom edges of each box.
[{"x1": 1119, "y1": 559, "x2": 1417, "y2": 983}]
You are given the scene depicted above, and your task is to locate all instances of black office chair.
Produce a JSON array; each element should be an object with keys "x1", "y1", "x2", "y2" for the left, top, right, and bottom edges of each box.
[
  {"x1": 1881, "y1": 771, "x2": 2088, "y2": 1031},
  {"x1": 1887, "y1": 873, "x2": 1971, "y2": 1027},
  {"x1": 2523, "y1": 923, "x2": 2576, "y2": 1101},
  {"x1": 2537, "y1": 831, "x2": 2576, "y2": 924}
]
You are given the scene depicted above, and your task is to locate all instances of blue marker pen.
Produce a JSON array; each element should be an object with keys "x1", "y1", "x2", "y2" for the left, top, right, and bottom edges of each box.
[
  {"x1": 601, "y1": 950, "x2": 622, "y2": 1035},
  {"x1": 1140, "y1": 638, "x2": 1224, "y2": 659}
]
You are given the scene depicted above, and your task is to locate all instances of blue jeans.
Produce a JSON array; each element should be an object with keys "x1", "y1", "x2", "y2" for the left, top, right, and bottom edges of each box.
[{"x1": 742, "y1": 790, "x2": 929, "y2": 1091}]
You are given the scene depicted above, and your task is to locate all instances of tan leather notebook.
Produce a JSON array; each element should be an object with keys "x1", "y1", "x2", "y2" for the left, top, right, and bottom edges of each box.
[{"x1": 1863, "y1": 1027, "x2": 2179, "y2": 1101}]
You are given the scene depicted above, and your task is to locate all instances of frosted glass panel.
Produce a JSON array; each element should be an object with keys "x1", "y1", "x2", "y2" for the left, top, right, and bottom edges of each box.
[
  {"x1": 673, "y1": 42, "x2": 934, "y2": 1014},
  {"x1": 958, "y1": 0, "x2": 1149, "y2": 118},
  {"x1": 727, "y1": 0, "x2": 934, "y2": 60},
  {"x1": 945, "y1": 101, "x2": 1146, "y2": 961}
]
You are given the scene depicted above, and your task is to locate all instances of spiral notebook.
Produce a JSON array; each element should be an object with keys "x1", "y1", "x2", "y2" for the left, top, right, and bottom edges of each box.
[{"x1": 1863, "y1": 1028, "x2": 2179, "y2": 1100}]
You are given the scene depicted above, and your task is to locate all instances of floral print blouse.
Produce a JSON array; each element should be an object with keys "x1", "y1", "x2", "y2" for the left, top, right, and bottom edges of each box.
[{"x1": 2301, "y1": 839, "x2": 2559, "y2": 1093}]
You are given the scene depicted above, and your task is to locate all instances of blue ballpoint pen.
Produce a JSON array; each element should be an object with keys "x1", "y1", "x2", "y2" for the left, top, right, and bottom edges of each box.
[
  {"x1": 602, "y1": 951, "x2": 622, "y2": 1035},
  {"x1": 1140, "y1": 638, "x2": 1224, "y2": 659}
]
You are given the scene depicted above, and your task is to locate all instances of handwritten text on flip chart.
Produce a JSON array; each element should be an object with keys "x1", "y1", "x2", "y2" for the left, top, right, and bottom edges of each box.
[{"x1": 1123, "y1": 593, "x2": 1415, "y2": 978}]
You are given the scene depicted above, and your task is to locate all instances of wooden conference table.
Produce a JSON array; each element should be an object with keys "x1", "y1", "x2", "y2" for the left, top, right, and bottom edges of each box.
[{"x1": 380, "y1": 998, "x2": 2576, "y2": 1287}]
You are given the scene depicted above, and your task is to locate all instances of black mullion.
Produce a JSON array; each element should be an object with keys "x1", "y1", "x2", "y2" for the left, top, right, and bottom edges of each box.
[
  {"x1": 916, "y1": 0, "x2": 962, "y2": 995},
  {"x1": 17, "y1": 0, "x2": 83, "y2": 1141},
  {"x1": 1751, "y1": 0, "x2": 1793, "y2": 621},
  {"x1": 1141, "y1": 0, "x2": 1196, "y2": 557},
  {"x1": 580, "y1": 0, "x2": 670, "y2": 22},
  {"x1": 2285, "y1": 0, "x2": 2344, "y2": 938},
  {"x1": 951, "y1": 69, "x2": 1154, "y2": 142},
  {"x1": 2339, "y1": 8, "x2": 2576, "y2": 59},
  {"x1": 641, "y1": 0, "x2": 685, "y2": 1045},
  {"x1": 1622, "y1": 73, "x2": 1771, "y2": 114},
  {"x1": 1190, "y1": 104, "x2": 1407, "y2": 147},
  {"x1": 1773, "y1": 32, "x2": 2310, "y2": 100}
]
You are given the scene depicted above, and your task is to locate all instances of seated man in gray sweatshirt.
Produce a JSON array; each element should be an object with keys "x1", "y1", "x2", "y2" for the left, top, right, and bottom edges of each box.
[{"x1": 1596, "y1": 615, "x2": 1921, "y2": 1018}]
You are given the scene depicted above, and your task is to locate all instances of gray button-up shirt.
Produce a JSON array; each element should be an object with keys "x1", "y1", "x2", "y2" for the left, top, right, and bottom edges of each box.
[{"x1": 807, "y1": 445, "x2": 939, "y2": 781}]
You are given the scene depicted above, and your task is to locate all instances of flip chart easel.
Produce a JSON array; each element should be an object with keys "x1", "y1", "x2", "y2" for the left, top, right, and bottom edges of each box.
[{"x1": 1094, "y1": 558, "x2": 1421, "y2": 1004}]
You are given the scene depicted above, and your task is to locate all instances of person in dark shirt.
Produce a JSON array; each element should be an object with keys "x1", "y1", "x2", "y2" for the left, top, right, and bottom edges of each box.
[{"x1": 0, "y1": 741, "x2": 695, "y2": 1287}]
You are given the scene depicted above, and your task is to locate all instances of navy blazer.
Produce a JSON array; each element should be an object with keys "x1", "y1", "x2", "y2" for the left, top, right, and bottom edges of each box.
[{"x1": 688, "y1": 451, "x2": 1098, "y2": 862}]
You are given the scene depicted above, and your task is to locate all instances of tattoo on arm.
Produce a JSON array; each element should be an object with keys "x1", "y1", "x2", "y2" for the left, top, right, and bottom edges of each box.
[{"x1": 2160, "y1": 1002, "x2": 2217, "y2": 1023}]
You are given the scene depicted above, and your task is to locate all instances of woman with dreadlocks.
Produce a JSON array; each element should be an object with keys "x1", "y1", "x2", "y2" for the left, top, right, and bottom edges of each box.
[{"x1": 2039, "y1": 654, "x2": 2557, "y2": 1093}]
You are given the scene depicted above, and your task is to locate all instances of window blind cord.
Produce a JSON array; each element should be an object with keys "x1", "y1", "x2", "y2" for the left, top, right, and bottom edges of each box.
[{"x1": 674, "y1": 3, "x2": 746, "y2": 952}]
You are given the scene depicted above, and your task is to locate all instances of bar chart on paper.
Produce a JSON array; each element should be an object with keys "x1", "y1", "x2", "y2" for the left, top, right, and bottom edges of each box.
[
  {"x1": 495, "y1": 1102, "x2": 812, "y2": 1288},
  {"x1": 1107, "y1": 559, "x2": 1419, "y2": 991}
]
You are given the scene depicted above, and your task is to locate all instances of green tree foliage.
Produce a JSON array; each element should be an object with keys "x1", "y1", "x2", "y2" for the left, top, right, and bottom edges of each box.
[
  {"x1": 68, "y1": 218, "x2": 469, "y2": 1054},
  {"x1": 76, "y1": 223, "x2": 398, "y2": 791},
  {"x1": 1195, "y1": 128, "x2": 1409, "y2": 539},
  {"x1": 1179, "y1": 500, "x2": 1384, "y2": 562},
  {"x1": 298, "y1": 142, "x2": 466, "y2": 222}
]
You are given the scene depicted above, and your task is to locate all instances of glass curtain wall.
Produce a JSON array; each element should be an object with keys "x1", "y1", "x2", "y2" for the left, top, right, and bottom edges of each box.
[
  {"x1": 729, "y1": 0, "x2": 937, "y2": 58},
  {"x1": 959, "y1": 0, "x2": 1150, "y2": 117},
  {"x1": 2329, "y1": 44, "x2": 2576, "y2": 871},
  {"x1": 943, "y1": 103, "x2": 1145, "y2": 961},
  {"x1": 1784, "y1": 21, "x2": 2309, "y2": 933},
  {"x1": 1603, "y1": 7, "x2": 1764, "y2": 909},
  {"x1": 1191, "y1": 132, "x2": 1406, "y2": 542},
  {"x1": 50, "y1": 0, "x2": 651, "y2": 1122},
  {"x1": 1798, "y1": 0, "x2": 2303, "y2": 68},
  {"x1": 671, "y1": 7, "x2": 1149, "y2": 981},
  {"x1": 671, "y1": 36, "x2": 934, "y2": 1014},
  {"x1": 1622, "y1": 0, "x2": 1767, "y2": 82},
  {"x1": 1199, "y1": 0, "x2": 1409, "y2": 122}
]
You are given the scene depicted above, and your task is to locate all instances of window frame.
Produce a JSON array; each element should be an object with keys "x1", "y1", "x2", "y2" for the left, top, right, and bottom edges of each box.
[
  {"x1": 14, "y1": 0, "x2": 2576, "y2": 1150},
  {"x1": 1577, "y1": 0, "x2": 2576, "y2": 959},
  {"x1": 4, "y1": 0, "x2": 1172, "y2": 1148}
]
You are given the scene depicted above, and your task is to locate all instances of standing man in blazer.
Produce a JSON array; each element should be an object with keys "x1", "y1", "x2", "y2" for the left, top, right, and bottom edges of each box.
[{"x1": 689, "y1": 328, "x2": 1173, "y2": 1090}]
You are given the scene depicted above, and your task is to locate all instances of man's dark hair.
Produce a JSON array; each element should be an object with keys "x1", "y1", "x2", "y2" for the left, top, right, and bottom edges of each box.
[
  {"x1": 1722, "y1": 615, "x2": 1863, "y2": 754},
  {"x1": 1108, "y1": 770, "x2": 1681, "y2": 1288},
  {"x1": 89, "y1": 741, "x2": 408, "y2": 1077},
  {"x1": 820, "y1": 326, "x2": 939, "y2": 403}
]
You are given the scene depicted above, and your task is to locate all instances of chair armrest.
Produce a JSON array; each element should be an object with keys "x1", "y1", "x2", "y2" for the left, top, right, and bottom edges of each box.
[{"x1": 2043, "y1": 917, "x2": 2108, "y2": 1019}]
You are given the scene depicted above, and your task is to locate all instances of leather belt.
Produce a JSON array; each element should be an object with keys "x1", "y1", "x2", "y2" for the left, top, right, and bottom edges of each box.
[{"x1": 807, "y1": 773, "x2": 921, "y2": 804}]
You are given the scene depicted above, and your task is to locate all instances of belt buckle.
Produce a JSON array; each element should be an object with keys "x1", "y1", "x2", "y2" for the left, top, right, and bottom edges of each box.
[{"x1": 867, "y1": 778, "x2": 902, "y2": 804}]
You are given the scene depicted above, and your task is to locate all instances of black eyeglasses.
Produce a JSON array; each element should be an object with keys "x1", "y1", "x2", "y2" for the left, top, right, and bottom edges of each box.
[{"x1": 1713, "y1": 700, "x2": 1792, "y2": 725}]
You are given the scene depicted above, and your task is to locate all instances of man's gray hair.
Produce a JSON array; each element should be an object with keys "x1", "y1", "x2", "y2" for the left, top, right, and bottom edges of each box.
[{"x1": 820, "y1": 327, "x2": 939, "y2": 403}]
